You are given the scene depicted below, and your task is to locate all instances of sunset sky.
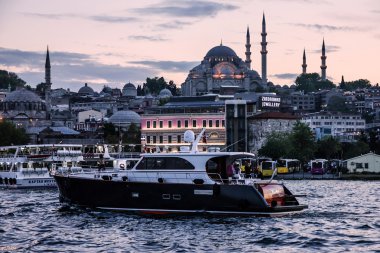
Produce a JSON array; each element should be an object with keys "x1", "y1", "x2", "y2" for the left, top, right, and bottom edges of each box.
[{"x1": 0, "y1": 0, "x2": 379, "y2": 92}]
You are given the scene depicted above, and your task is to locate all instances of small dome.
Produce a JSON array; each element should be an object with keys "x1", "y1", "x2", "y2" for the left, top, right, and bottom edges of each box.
[
  {"x1": 108, "y1": 110, "x2": 141, "y2": 125},
  {"x1": 123, "y1": 82, "x2": 136, "y2": 90},
  {"x1": 159, "y1": 88, "x2": 173, "y2": 98},
  {"x1": 78, "y1": 83, "x2": 94, "y2": 95},
  {"x1": 205, "y1": 45, "x2": 237, "y2": 58},
  {"x1": 122, "y1": 82, "x2": 137, "y2": 97},
  {"x1": 102, "y1": 86, "x2": 112, "y2": 94},
  {"x1": 4, "y1": 88, "x2": 42, "y2": 103}
]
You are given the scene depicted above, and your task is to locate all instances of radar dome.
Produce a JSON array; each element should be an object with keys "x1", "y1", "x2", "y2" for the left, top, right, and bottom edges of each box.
[{"x1": 184, "y1": 130, "x2": 195, "y2": 143}]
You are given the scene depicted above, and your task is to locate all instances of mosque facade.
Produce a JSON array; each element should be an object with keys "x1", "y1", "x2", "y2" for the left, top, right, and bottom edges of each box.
[{"x1": 181, "y1": 14, "x2": 269, "y2": 96}]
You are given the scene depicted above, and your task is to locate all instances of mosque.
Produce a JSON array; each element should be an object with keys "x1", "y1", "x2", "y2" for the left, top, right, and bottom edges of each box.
[{"x1": 181, "y1": 14, "x2": 269, "y2": 96}]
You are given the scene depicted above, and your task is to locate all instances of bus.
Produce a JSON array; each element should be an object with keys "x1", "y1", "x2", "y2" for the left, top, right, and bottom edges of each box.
[
  {"x1": 277, "y1": 159, "x2": 301, "y2": 174},
  {"x1": 310, "y1": 159, "x2": 328, "y2": 175},
  {"x1": 261, "y1": 160, "x2": 277, "y2": 177}
]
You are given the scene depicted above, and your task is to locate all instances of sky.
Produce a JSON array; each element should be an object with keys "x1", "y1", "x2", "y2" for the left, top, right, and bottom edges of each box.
[{"x1": 0, "y1": 0, "x2": 379, "y2": 92}]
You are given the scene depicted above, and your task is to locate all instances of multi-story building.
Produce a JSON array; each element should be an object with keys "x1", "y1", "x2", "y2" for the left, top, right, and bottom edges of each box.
[
  {"x1": 302, "y1": 112, "x2": 365, "y2": 142},
  {"x1": 140, "y1": 96, "x2": 226, "y2": 153}
]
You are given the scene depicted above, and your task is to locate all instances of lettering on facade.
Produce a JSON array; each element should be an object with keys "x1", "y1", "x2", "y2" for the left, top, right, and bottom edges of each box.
[{"x1": 260, "y1": 96, "x2": 281, "y2": 108}]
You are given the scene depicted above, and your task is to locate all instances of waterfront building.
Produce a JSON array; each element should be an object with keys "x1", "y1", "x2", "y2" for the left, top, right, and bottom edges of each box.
[
  {"x1": 140, "y1": 96, "x2": 226, "y2": 153},
  {"x1": 302, "y1": 111, "x2": 365, "y2": 142},
  {"x1": 343, "y1": 153, "x2": 380, "y2": 173},
  {"x1": 248, "y1": 112, "x2": 300, "y2": 154}
]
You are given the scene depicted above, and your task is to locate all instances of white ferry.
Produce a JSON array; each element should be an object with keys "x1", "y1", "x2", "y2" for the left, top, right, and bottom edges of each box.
[
  {"x1": 53, "y1": 130, "x2": 308, "y2": 217},
  {"x1": 0, "y1": 144, "x2": 83, "y2": 188}
]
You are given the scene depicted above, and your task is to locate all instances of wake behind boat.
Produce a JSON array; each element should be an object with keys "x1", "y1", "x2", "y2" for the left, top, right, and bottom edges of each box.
[{"x1": 53, "y1": 129, "x2": 307, "y2": 216}]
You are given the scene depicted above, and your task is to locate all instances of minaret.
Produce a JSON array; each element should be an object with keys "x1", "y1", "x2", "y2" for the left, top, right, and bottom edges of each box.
[
  {"x1": 321, "y1": 39, "x2": 327, "y2": 81},
  {"x1": 45, "y1": 46, "x2": 52, "y2": 119},
  {"x1": 302, "y1": 48, "x2": 307, "y2": 74},
  {"x1": 245, "y1": 26, "x2": 252, "y2": 69},
  {"x1": 261, "y1": 13, "x2": 268, "y2": 85}
]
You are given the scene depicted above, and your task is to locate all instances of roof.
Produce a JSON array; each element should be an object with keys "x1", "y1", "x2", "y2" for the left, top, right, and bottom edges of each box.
[
  {"x1": 108, "y1": 110, "x2": 141, "y2": 124},
  {"x1": 205, "y1": 45, "x2": 238, "y2": 58},
  {"x1": 249, "y1": 112, "x2": 301, "y2": 120},
  {"x1": 4, "y1": 88, "x2": 42, "y2": 103},
  {"x1": 344, "y1": 152, "x2": 380, "y2": 162},
  {"x1": 26, "y1": 126, "x2": 80, "y2": 135}
]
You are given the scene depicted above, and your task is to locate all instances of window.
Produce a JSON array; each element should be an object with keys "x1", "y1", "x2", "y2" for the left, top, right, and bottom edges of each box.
[
  {"x1": 177, "y1": 135, "x2": 181, "y2": 143},
  {"x1": 209, "y1": 120, "x2": 213, "y2": 127},
  {"x1": 185, "y1": 120, "x2": 189, "y2": 128},
  {"x1": 159, "y1": 121, "x2": 163, "y2": 128},
  {"x1": 365, "y1": 163, "x2": 368, "y2": 169},
  {"x1": 222, "y1": 120, "x2": 225, "y2": 127},
  {"x1": 153, "y1": 121, "x2": 157, "y2": 128},
  {"x1": 168, "y1": 121, "x2": 172, "y2": 128},
  {"x1": 216, "y1": 120, "x2": 220, "y2": 127},
  {"x1": 168, "y1": 135, "x2": 172, "y2": 143},
  {"x1": 159, "y1": 136, "x2": 163, "y2": 143},
  {"x1": 192, "y1": 120, "x2": 197, "y2": 128},
  {"x1": 147, "y1": 121, "x2": 151, "y2": 128},
  {"x1": 203, "y1": 120, "x2": 207, "y2": 127},
  {"x1": 177, "y1": 120, "x2": 181, "y2": 128},
  {"x1": 153, "y1": 136, "x2": 156, "y2": 143},
  {"x1": 147, "y1": 136, "x2": 151, "y2": 143},
  {"x1": 136, "y1": 157, "x2": 195, "y2": 170}
]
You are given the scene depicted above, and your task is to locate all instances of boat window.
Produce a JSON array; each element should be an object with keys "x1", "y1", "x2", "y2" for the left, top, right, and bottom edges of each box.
[{"x1": 136, "y1": 157, "x2": 194, "y2": 170}]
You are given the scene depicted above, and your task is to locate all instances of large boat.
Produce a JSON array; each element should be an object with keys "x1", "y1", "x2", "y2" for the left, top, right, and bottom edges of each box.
[
  {"x1": 53, "y1": 130, "x2": 307, "y2": 216},
  {"x1": 0, "y1": 144, "x2": 84, "y2": 188}
]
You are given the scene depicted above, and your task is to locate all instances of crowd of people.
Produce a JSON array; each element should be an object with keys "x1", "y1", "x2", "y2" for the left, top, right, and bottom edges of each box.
[{"x1": 226, "y1": 160, "x2": 262, "y2": 180}]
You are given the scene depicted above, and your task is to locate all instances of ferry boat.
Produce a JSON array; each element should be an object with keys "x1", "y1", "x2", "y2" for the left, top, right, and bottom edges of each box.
[
  {"x1": 53, "y1": 130, "x2": 307, "y2": 217},
  {"x1": 0, "y1": 144, "x2": 84, "y2": 188}
]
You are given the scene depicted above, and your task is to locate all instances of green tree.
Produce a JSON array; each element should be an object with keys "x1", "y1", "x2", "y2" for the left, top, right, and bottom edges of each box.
[
  {"x1": 0, "y1": 121, "x2": 29, "y2": 145},
  {"x1": 143, "y1": 77, "x2": 167, "y2": 96},
  {"x1": 327, "y1": 96, "x2": 349, "y2": 112},
  {"x1": 315, "y1": 136, "x2": 342, "y2": 160},
  {"x1": 295, "y1": 73, "x2": 335, "y2": 93},
  {"x1": 0, "y1": 70, "x2": 26, "y2": 90},
  {"x1": 123, "y1": 123, "x2": 141, "y2": 145},
  {"x1": 341, "y1": 141, "x2": 370, "y2": 159},
  {"x1": 258, "y1": 132, "x2": 290, "y2": 160},
  {"x1": 102, "y1": 123, "x2": 119, "y2": 144},
  {"x1": 288, "y1": 121, "x2": 316, "y2": 165},
  {"x1": 340, "y1": 79, "x2": 371, "y2": 91}
]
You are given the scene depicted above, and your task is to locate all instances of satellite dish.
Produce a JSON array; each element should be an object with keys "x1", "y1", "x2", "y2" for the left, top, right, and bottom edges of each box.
[{"x1": 184, "y1": 130, "x2": 195, "y2": 143}]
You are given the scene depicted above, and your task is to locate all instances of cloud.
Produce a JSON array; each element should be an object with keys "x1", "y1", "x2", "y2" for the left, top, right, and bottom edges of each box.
[
  {"x1": 133, "y1": 0, "x2": 239, "y2": 18},
  {"x1": 270, "y1": 73, "x2": 298, "y2": 80},
  {"x1": 88, "y1": 15, "x2": 138, "y2": 23},
  {"x1": 156, "y1": 20, "x2": 194, "y2": 29},
  {"x1": 311, "y1": 45, "x2": 341, "y2": 54},
  {"x1": 0, "y1": 47, "x2": 158, "y2": 91},
  {"x1": 291, "y1": 23, "x2": 364, "y2": 32},
  {"x1": 128, "y1": 35, "x2": 168, "y2": 41},
  {"x1": 375, "y1": 34, "x2": 380, "y2": 39},
  {"x1": 23, "y1": 12, "x2": 138, "y2": 24},
  {"x1": 130, "y1": 60, "x2": 199, "y2": 73}
]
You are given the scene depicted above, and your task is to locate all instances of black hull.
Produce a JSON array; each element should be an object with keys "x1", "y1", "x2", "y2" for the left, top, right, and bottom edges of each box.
[{"x1": 54, "y1": 175, "x2": 307, "y2": 216}]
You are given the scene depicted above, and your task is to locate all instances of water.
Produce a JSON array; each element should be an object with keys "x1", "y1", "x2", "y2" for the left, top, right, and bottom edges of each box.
[{"x1": 0, "y1": 181, "x2": 379, "y2": 252}]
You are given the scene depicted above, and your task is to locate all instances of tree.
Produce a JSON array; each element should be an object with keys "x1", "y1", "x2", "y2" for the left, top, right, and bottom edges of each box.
[
  {"x1": 315, "y1": 136, "x2": 342, "y2": 160},
  {"x1": 0, "y1": 121, "x2": 29, "y2": 145},
  {"x1": 123, "y1": 123, "x2": 141, "y2": 145},
  {"x1": 295, "y1": 73, "x2": 335, "y2": 93},
  {"x1": 340, "y1": 79, "x2": 371, "y2": 91},
  {"x1": 0, "y1": 70, "x2": 26, "y2": 90},
  {"x1": 327, "y1": 96, "x2": 349, "y2": 112},
  {"x1": 341, "y1": 141, "x2": 370, "y2": 159},
  {"x1": 258, "y1": 132, "x2": 290, "y2": 160},
  {"x1": 102, "y1": 123, "x2": 119, "y2": 144},
  {"x1": 288, "y1": 121, "x2": 316, "y2": 165},
  {"x1": 143, "y1": 77, "x2": 167, "y2": 96}
]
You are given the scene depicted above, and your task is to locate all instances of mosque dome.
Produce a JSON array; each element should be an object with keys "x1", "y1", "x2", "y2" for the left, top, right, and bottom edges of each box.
[
  {"x1": 122, "y1": 82, "x2": 137, "y2": 97},
  {"x1": 158, "y1": 88, "x2": 173, "y2": 98},
  {"x1": 205, "y1": 45, "x2": 238, "y2": 58},
  {"x1": 4, "y1": 88, "x2": 42, "y2": 103},
  {"x1": 78, "y1": 83, "x2": 94, "y2": 95},
  {"x1": 108, "y1": 110, "x2": 141, "y2": 125},
  {"x1": 102, "y1": 86, "x2": 112, "y2": 94}
]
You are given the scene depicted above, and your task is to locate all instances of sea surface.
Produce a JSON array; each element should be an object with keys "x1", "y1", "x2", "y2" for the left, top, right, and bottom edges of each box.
[{"x1": 0, "y1": 180, "x2": 379, "y2": 253}]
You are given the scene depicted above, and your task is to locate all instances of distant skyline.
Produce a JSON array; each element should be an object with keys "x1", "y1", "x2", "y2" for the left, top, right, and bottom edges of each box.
[{"x1": 0, "y1": 0, "x2": 379, "y2": 92}]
